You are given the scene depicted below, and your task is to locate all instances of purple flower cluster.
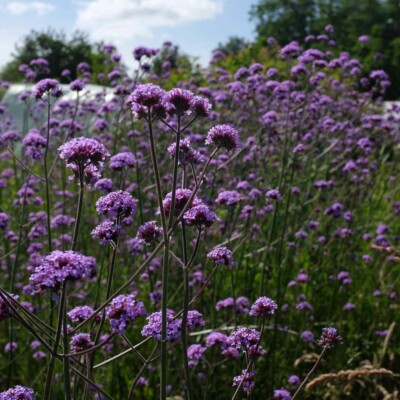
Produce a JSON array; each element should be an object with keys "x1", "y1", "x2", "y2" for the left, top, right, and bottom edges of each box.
[
  {"x1": 59, "y1": 137, "x2": 110, "y2": 169},
  {"x1": 105, "y1": 294, "x2": 146, "y2": 335},
  {"x1": 33, "y1": 78, "x2": 61, "y2": 99},
  {"x1": 50, "y1": 214, "x2": 74, "y2": 229},
  {"x1": 227, "y1": 327, "x2": 261, "y2": 350},
  {"x1": 109, "y1": 152, "x2": 136, "y2": 171},
  {"x1": 190, "y1": 95, "x2": 212, "y2": 117},
  {"x1": 215, "y1": 297, "x2": 234, "y2": 311},
  {"x1": 0, "y1": 212, "x2": 10, "y2": 230},
  {"x1": 187, "y1": 344, "x2": 207, "y2": 367},
  {"x1": 29, "y1": 251, "x2": 96, "y2": 292},
  {"x1": 70, "y1": 79, "x2": 85, "y2": 92},
  {"x1": 0, "y1": 386, "x2": 35, "y2": 400},
  {"x1": 249, "y1": 296, "x2": 278, "y2": 317},
  {"x1": 135, "y1": 221, "x2": 163, "y2": 245},
  {"x1": 68, "y1": 305, "x2": 100, "y2": 323},
  {"x1": 216, "y1": 190, "x2": 243, "y2": 206},
  {"x1": 206, "y1": 124, "x2": 241, "y2": 152},
  {"x1": 70, "y1": 333, "x2": 94, "y2": 353},
  {"x1": 232, "y1": 370, "x2": 256, "y2": 394},
  {"x1": 165, "y1": 88, "x2": 194, "y2": 115},
  {"x1": 162, "y1": 189, "x2": 202, "y2": 217},
  {"x1": 183, "y1": 204, "x2": 219, "y2": 228},
  {"x1": 96, "y1": 191, "x2": 137, "y2": 219},
  {"x1": 186, "y1": 310, "x2": 206, "y2": 330},
  {"x1": 207, "y1": 246, "x2": 235, "y2": 268},
  {"x1": 133, "y1": 46, "x2": 158, "y2": 60},
  {"x1": 141, "y1": 310, "x2": 181, "y2": 341},
  {"x1": 274, "y1": 388, "x2": 292, "y2": 400},
  {"x1": 266, "y1": 189, "x2": 281, "y2": 200},
  {"x1": 318, "y1": 327, "x2": 342, "y2": 347},
  {"x1": 91, "y1": 221, "x2": 120, "y2": 244},
  {"x1": 167, "y1": 138, "x2": 203, "y2": 166},
  {"x1": 205, "y1": 332, "x2": 228, "y2": 349},
  {"x1": 22, "y1": 130, "x2": 47, "y2": 160},
  {"x1": 95, "y1": 178, "x2": 113, "y2": 193},
  {"x1": 1, "y1": 130, "x2": 21, "y2": 145},
  {"x1": 128, "y1": 83, "x2": 165, "y2": 119}
]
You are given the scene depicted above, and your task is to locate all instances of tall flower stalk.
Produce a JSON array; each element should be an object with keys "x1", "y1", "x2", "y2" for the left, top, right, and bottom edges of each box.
[{"x1": 147, "y1": 115, "x2": 170, "y2": 400}]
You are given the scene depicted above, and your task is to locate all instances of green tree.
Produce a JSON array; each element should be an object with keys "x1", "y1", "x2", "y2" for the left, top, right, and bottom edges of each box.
[
  {"x1": 151, "y1": 43, "x2": 202, "y2": 88},
  {"x1": 0, "y1": 29, "x2": 108, "y2": 83},
  {"x1": 250, "y1": 0, "x2": 400, "y2": 99},
  {"x1": 250, "y1": 0, "x2": 316, "y2": 44},
  {"x1": 215, "y1": 36, "x2": 249, "y2": 56}
]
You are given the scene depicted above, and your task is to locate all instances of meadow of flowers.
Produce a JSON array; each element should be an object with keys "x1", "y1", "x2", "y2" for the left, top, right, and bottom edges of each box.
[{"x1": 0, "y1": 28, "x2": 399, "y2": 400}]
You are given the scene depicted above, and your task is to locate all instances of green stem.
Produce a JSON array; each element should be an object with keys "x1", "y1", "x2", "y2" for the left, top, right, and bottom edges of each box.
[
  {"x1": 60, "y1": 163, "x2": 85, "y2": 399},
  {"x1": 180, "y1": 220, "x2": 192, "y2": 399},
  {"x1": 128, "y1": 344, "x2": 159, "y2": 399},
  {"x1": 291, "y1": 345, "x2": 329, "y2": 400},
  {"x1": 43, "y1": 98, "x2": 52, "y2": 252},
  {"x1": 92, "y1": 228, "x2": 120, "y2": 357},
  {"x1": 43, "y1": 283, "x2": 67, "y2": 400},
  {"x1": 146, "y1": 110, "x2": 169, "y2": 400},
  {"x1": 167, "y1": 116, "x2": 182, "y2": 229},
  {"x1": 62, "y1": 285, "x2": 72, "y2": 400},
  {"x1": 71, "y1": 163, "x2": 85, "y2": 251}
]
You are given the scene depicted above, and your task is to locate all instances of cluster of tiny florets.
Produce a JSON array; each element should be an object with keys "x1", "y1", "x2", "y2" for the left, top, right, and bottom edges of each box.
[
  {"x1": 59, "y1": 137, "x2": 110, "y2": 169},
  {"x1": 249, "y1": 296, "x2": 278, "y2": 317},
  {"x1": 206, "y1": 124, "x2": 241, "y2": 152},
  {"x1": 68, "y1": 305, "x2": 100, "y2": 323},
  {"x1": 29, "y1": 251, "x2": 96, "y2": 292},
  {"x1": 22, "y1": 130, "x2": 47, "y2": 160},
  {"x1": 141, "y1": 310, "x2": 181, "y2": 341},
  {"x1": 318, "y1": 327, "x2": 342, "y2": 347},
  {"x1": 109, "y1": 152, "x2": 136, "y2": 171},
  {"x1": 135, "y1": 221, "x2": 163, "y2": 245},
  {"x1": 0, "y1": 385, "x2": 35, "y2": 400},
  {"x1": 70, "y1": 333, "x2": 94, "y2": 353},
  {"x1": 207, "y1": 246, "x2": 235, "y2": 268},
  {"x1": 227, "y1": 327, "x2": 261, "y2": 350},
  {"x1": 162, "y1": 189, "x2": 202, "y2": 217},
  {"x1": 106, "y1": 294, "x2": 146, "y2": 335},
  {"x1": 33, "y1": 78, "x2": 62, "y2": 99},
  {"x1": 232, "y1": 370, "x2": 256, "y2": 394},
  {"x1": 91, "y1": 220, "x2": 121, "y2": 244},
  {"x1": 183, "y1": 204, "x2": 219, "y2": 228},
  {"x1": 96, "y1": 191, "x2": 137, "y2": 219}
]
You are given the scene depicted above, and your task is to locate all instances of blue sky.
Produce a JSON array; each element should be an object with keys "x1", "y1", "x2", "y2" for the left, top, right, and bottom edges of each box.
[{"x1": 0, "y1": 0, "x2": 257, "y2": 69}]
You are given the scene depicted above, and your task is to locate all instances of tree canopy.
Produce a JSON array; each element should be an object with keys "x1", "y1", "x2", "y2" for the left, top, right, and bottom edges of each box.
[
  {"x1": 0, "y1": 29, "x2": 107, "y2": 83},
  {"x1": 250, "y1": 0, "x2": 400, "y2": 99}
]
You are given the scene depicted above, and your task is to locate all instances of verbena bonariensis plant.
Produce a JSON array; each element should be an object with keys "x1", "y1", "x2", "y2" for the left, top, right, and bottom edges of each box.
[{"x1": 0, "y1": 28, "x2": 399, "y2": 400}]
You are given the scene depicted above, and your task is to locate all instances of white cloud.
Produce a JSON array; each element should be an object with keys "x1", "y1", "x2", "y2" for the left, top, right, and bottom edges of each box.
[
  {"x1": 7, "y1": 1, "x2": 55, "y2": 16},
  {"x1": 76, "y1": 0, "x2": 224, "y2": 43}
]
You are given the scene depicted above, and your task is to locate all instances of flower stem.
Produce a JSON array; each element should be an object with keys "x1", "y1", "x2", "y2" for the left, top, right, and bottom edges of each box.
[
  {"x1": 62, "y1": 284, "x2": 72, "y2": 400},
  {"x1": 71, "y1": 163, "x2": 85, "y2": 251},
  {"x1": 167, "y1": 116, "x2": 181, "y2": 229},
  {"x1": 146, "y1": 110, "x2": 169, "y2": 400},
  {"x1": 291, "y1": 345, "x2": 328, "y2": 400},
  {"x1": 180, "y1": 220, "x2": 192, "y2": 399},
  {"x1": 43, "y1": 99, "x2": 52, "y2": 252},
  {"x1": 128, "y1": 344, "x2": 159, "y2": 399},
  {"x1": 43, "y1": 282, "x2": 67, "y2": 400},
  {"x1": 50, "y1": 163, "x2": 85, "y2": 400},
  {"x1": 92, "y1": 226, "x2": 120, "y2": 361}
]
